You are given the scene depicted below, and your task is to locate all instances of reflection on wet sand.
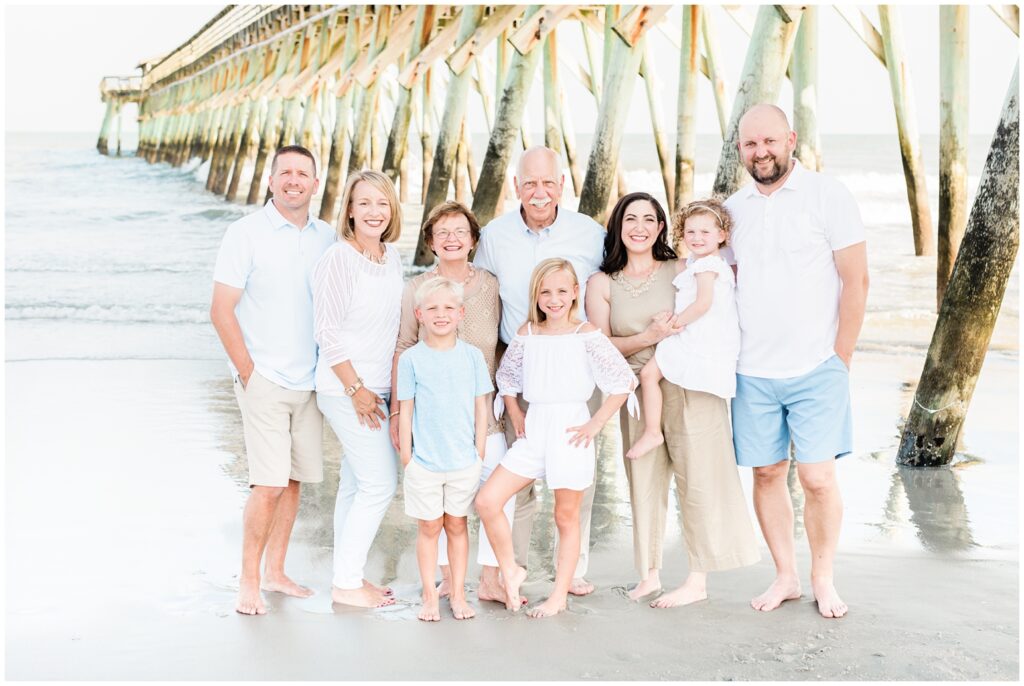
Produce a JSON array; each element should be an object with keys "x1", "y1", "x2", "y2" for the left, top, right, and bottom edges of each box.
[{"x1": 893, "y1": 465, "x2": 976, "y2": 553}]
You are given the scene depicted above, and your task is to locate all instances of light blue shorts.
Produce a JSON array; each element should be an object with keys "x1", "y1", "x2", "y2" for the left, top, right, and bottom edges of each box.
[{"x1": 732, "y1": 355, "x2": 852, "y2": 468}]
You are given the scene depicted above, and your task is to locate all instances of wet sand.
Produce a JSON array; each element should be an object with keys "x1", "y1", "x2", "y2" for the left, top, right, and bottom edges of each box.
[{"x1": 5, "y1": 347, "x2": 1018, "y2": 680}]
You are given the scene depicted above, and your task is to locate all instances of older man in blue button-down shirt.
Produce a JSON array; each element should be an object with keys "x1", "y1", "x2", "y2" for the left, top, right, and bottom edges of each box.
[{"x1": 474, "y1": 146, "x2": 605, "y2": 598}]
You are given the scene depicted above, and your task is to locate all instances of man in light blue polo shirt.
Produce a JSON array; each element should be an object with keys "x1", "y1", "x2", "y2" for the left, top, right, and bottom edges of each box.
[
  {"x1": 474, "y1": 146, "x2": 605, "y2": 597},
  {"x1": 211, "y1": 145, "x2": 336, "y2": 616}
]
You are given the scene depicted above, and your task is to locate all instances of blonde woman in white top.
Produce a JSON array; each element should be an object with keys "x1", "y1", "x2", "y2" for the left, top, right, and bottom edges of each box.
[{"x1": 313, "y1": 170, "x2": 403, "y2": 609}]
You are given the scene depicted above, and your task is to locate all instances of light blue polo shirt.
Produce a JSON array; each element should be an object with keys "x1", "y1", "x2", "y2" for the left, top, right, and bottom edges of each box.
[
  {"x1": 213, "y1": 200, "x2": 336, "y2": 390},
  {"x1": 396, "y1": 339, "x2": 493, "y2": 472}
]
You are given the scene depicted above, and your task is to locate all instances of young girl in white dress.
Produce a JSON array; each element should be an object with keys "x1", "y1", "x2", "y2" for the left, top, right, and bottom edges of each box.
[
  {"x1": 474, "y1": 258, "x2": 637, "y2": 618},
  {"x1": 626, "y1": 198, "x2": 741, "y2": 460}
]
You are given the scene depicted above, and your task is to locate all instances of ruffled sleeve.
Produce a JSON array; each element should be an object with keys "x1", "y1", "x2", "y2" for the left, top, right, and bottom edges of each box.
[
  {"x1": 493, "y1": 335, "x2": 526, "y2": 419},
  {"x1": 690, "y1": 254, "x2": 727, "y2": 276},
  {"x1": 583, "y1": 332, "x2": 640, "y2": 417},
  {"x1": 312, "y1": 245, "x2": 358, "y2": 368}
]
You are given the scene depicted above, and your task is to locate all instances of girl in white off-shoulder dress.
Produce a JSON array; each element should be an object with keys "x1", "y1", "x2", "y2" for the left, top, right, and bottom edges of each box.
[
  {"x1": 475, "y1": 258, "x2": 637, "y2": 619},
  {"x1": 626, "y1": 199, "x2": 741, "y2": 460}
]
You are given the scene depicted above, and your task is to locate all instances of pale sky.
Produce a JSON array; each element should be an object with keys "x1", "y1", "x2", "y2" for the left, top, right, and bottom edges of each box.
[{"x1": 4, "y1": 4, "x2": 1019, "y2": 136}]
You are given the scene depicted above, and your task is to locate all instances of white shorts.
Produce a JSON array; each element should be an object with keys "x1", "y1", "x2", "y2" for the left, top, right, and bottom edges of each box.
[
  {"x1": 403, "y1": 459, "x2": 482, "y2": 520},
  {"x1": 499, "y1": 402, "x2": 595, "y2": 491}
]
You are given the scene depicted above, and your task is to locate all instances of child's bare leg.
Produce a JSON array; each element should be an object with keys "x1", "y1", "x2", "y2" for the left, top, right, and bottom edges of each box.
[
  {"x1": 444, "y1": 515, "x2": 474, "y2": 619},
  {"x1": 475, "y1": 466, "x2": 531, "y2": 611},
  {"x1": 416, "y1": 518, "x2": 444, "y2": 621},
  {"x1": 529, "y1": 488, "x2": 583, "y2": 618},
  {"x1": 436, "y1": 529, "x2": 451, "y2": 597},
  {"x1": 626, "y1": 359, "x2": 667, "y2": 460}
]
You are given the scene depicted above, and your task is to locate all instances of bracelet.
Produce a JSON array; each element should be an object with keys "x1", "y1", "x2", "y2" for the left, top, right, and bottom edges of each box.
[
  {"x1": 344, "y1": 377, "x2": 364, "y2": 397},
  {"x1": 388, "y1": 410, "x2": 400, "y2": 418}
]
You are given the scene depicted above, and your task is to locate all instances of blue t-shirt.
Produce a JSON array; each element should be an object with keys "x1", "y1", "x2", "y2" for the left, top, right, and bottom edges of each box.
[{"x1": 396, "y1": 339, "x2": 494, "y2": 472}]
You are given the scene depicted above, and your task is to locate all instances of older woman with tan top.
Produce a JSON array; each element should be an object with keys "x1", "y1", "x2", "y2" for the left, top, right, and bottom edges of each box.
[
  {"x1": 388, "y1": 201, "x2": 513, "y2": 606},
  {"x1": 585, "y1": 192, "x2": 759, "y2": 608}
]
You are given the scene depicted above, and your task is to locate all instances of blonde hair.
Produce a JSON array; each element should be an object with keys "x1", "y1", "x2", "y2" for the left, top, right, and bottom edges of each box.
[
  {"x1": 337, "y1": 170, "x2": 402, "y2": 243},
  {"x1": 673, "y1": 197, "x2": 733, "y2": 249},
  {"x1": 527, "y1": 258, "x2": 580, "y2": 325},
  {"x1": 414, "y1": 276, "x2": 464, "y2": 308}
]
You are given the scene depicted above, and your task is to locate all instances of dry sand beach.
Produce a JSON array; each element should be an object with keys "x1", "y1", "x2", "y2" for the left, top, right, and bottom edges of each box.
[{"x1": 5, "y1": 132, "x2": 1019, "y2": 680}]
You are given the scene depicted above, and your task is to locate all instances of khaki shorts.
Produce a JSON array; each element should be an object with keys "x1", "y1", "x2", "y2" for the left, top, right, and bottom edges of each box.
[
  {"x1": 233, "y1": 371, "x2": 324, "y2": 487},
  {"x1": 403, "y1": 459, "x2": 482, "y2": 520}
]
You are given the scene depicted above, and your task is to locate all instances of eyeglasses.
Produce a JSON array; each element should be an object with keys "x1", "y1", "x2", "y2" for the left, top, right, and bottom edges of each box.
[{"x1": 434, "y1": 228, "x2": 471, "y2": 240}]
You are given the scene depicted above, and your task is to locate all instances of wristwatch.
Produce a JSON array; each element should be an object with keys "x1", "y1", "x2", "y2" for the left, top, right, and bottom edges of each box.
[{"x1": 344, "y1": 377, "x2": 364, "y2": 397}]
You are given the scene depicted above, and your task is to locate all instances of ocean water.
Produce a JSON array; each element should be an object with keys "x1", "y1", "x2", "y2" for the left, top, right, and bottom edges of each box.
[{"x1": 6, "y1": 130, "x2": 1016, "y2": 363}]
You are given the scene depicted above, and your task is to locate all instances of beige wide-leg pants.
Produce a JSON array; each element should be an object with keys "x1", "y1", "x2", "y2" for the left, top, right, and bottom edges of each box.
[{"x1": 622, "y1": 380, "x2": 759, "y2": 577}]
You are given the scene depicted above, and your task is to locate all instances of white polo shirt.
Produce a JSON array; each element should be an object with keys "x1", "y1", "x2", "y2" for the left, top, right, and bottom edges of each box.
[
  {"x1": 213, "y1": 200, "x2": 336, "y2": 390},
  {"x1": 724, "y1": 160, "x2": 865, "y2": 379},
  {"x1": 474, "y1": 205, "x2": 605, "y2": 344}
]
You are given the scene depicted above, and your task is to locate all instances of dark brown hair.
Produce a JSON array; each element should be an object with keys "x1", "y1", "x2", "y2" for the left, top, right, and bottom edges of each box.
[
  {"x1": 270, "y1": 144, "x2": 317, "y2": 176},
  {"x1": 599, "y1": 192, "x2": 677, "y2": 275}
]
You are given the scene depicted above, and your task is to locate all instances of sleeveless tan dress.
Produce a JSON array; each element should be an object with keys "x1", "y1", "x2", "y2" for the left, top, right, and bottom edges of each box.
[{"x1": 609, "y1": 259, "x2": 759, "y2": 575}]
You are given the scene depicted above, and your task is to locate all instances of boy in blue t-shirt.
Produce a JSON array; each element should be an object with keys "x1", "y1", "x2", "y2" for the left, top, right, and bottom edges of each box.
[{"x1": 397, "y1": 277, "x2": 492, "y2": 622}]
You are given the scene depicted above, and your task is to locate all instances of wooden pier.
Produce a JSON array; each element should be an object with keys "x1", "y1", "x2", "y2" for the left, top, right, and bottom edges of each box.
[{"x1": 99, "y1": 5, "x2": 1019, "y2": 467}]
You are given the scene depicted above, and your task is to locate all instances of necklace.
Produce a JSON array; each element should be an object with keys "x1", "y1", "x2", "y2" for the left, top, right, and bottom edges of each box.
[
  {"x1": 432, "y1": 263, "x2": 475, "y2": 286},
  {"x1": 612, "y1": 261, "x2": 662, "y2": 298},
  {"x1": 353, "y1": 238, "x2": 386, "y2": 265}
]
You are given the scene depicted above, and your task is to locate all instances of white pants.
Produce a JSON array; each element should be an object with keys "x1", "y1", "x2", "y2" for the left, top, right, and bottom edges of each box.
[
  {"x1": 437, "y1": 432, "x2": 514, "y2": 568},
  {"x1": 318, "y1": 393, "x2": 398, "y2": 590}
]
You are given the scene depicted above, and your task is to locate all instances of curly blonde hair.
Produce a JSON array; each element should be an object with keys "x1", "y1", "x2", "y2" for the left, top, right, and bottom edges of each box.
[{"x1": 672, "y1": 197, "x2": 733, "y2": 249}]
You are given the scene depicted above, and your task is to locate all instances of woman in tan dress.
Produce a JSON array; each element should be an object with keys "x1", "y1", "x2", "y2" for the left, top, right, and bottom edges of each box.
[
  {"x1": 388, "y1": 201, "x2": 512, "y2": 605},
  {"x1": 585, "y1": 192, "x2": 759, "y2": 607}
]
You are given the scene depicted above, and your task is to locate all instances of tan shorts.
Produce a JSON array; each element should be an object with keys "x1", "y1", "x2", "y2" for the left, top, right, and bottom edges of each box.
[
  {"x1": 233, "y1": 371, "x2": 324, "y2": 487},
  {"x1": 403, "y1": 459, "x2": 482, "y2": 520}
]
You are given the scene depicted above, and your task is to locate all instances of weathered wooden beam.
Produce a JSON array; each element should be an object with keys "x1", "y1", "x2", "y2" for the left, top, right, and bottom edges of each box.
[
  {"x1": 897, "y1": 62, "x2": 1019, "y2": 467},
  {"x1": 382, "y1": 6, "x2": 434, "y2": 187},
  {"x1": 989, "y1": 5, "x2": 1019, "y2": 35},
  {"x1": 97, "y1": 99, "x2": 116, "y2": 154},
  {"x1": 938, "y1": 6, "x2": 970, "y2": 308},
  {"x1": 348, "y1": 6, "x2": 392, "y2": 174},
  {"x1": 543, "y1": 31, "x2": 564, "y2": 156},
  {"x1": 700, "y1": 9, "x2": 732, "y2": 139},
  {"x1": 352, "y1": 5, "x2": 419, "y2": 87},
  {"x1": 612, "y1": 5, "x2": 672, "y2": 47},
  {"x1": 879, "y1": 5, "x2": 935, "y2": 256},
  {"x1": 832, "y1": 5, "x2": 887, "y2": 67},
  {"x1": 398, "y1": 9, "x2": 465, "y2": 89},
  {"x1": 320, "y1": 12, "x2": 361, "y2": 222},
  {"x1": 791, "y1": 5, "x2": 821, "y2": 171},
  {"x1": 226, "y1": 96, "x2": 262, "y2": 200},
  {"x1": 558, "y1": 81, "x2": 583, "y2": 198},
  {"x1": 415, "y1": 6, "x2": 486, "y2": 266},
  {"x1": 712, "y1": 6, "x2": 803, "y2": 196},
  {"x1": 448, "y1": 5, "x2": 528, "y2": 74},
  {"x1": 472, "y1": 6, "x2": 544, "y2": 226},
  {"x1": 674, "y1": 6, "x2": 700, "y2": 210},
  {"x1": 577, "y1": 28, "x2": 648, "y2": 222},
  {"x1": 640, "y1": 48, "x2": 674, "y2": 208},
  {"x1": 508, "y1": 5, "x2": 575, "y2": 56}
]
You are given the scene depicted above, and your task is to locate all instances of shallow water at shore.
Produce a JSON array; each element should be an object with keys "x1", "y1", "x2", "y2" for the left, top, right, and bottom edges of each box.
[{"x1": 5, "y1": 131, "x2": 1019, "y2": 679}]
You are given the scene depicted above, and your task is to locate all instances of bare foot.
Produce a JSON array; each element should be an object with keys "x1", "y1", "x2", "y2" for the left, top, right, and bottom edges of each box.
[
  {"x1": 650, "y1": 578, "x2": 707, "y2": 608},
  {"x1": 626, "y1": 430, "x2": 664, "y2": 460},
  {"x1": 236, "y1": 578, "x2": 267, "y2": 616},
  {"x1": 362, "y1": 578, "x2": 393, "y2": 596},
  {"x1": 628, "y1": 574, "x2": 662, "y2": 601},
  {"x1": 450, "y1": 595, "x2": 476, "y2": 620},
  {"x1": 262, "y1": 575, "x2": 314, "y2": 598},
  {"x1": 751, "y1": 575, "x2": 801, "y2": 612},
  {"x1": 418, "y1": 593, "x2": 441, "y2": 622},
  {"x1": 812, "y1": 577, "x2": 848, "y2": 619},
  {"x1": 527, "y1": 595, "x2": 567, "y2": 618},
  {"x1": 332, "y1": 585, "x2": 395, "y2": 609},
  {"x1": 436, "y1": 566, "x2": 451, "y2": 599},
  {"x1": 568, "y1": 577, "x2": 595, "y2": 596},
  {"x1": 503, "y1": 566, "x2": 528, "y2": 612}
]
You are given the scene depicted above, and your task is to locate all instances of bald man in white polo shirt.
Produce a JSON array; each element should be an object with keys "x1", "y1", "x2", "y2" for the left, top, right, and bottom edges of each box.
[
  {"x1": 211, "y1": 145, "x2": 336, "y2": 615},
  {"x1": 474, "y1": 146, "x2": 605, "y2": 598},
  {"x1": 725, "y1": 105, "x2": 869, "y2": 619}
]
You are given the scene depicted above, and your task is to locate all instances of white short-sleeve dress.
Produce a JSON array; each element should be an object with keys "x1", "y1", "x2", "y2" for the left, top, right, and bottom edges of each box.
[
  {"x1": 494, "y1": 323, "x2": 637, "y2": 490},
  {"x1": 654, "y1": 254, "x2": 741, "y2": 399}
]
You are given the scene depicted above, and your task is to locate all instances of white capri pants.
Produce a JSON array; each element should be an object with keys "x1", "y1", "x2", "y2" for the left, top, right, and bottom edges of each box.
[
  {"x1": 437, "y1": 432, "x2": 513, "y2": 568},
  {"x1": 317, "y1": 393, "x2": 398, "y2": 590}
]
